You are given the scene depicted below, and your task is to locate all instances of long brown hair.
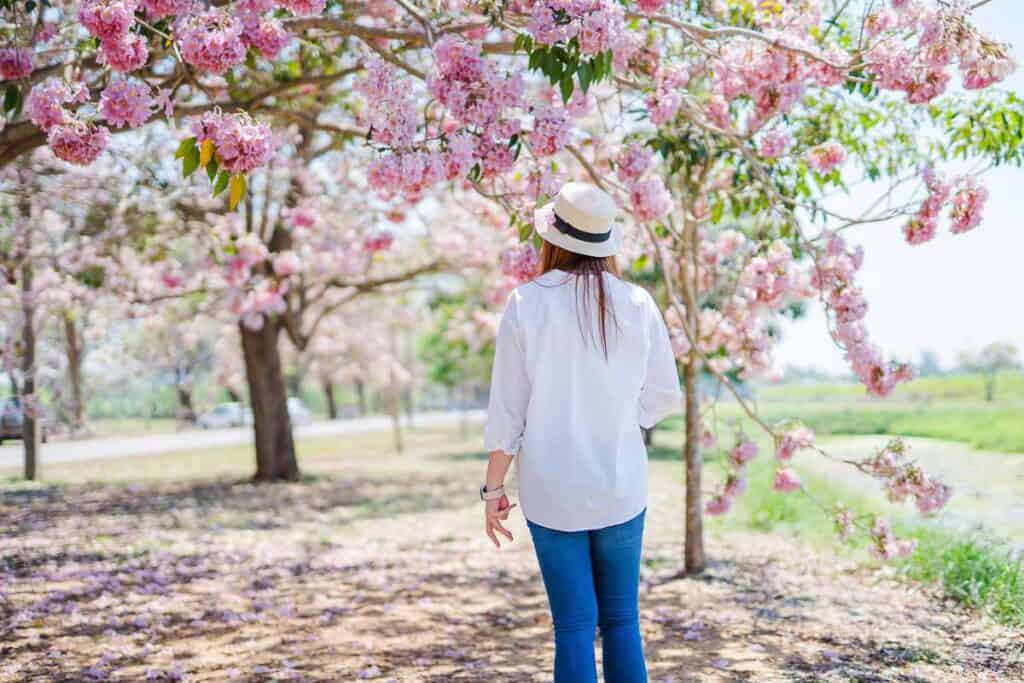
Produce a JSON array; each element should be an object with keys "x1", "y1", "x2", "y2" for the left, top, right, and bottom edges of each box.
[{"x1": 537, "y1": 240, "x2": 620, "y2": 358}]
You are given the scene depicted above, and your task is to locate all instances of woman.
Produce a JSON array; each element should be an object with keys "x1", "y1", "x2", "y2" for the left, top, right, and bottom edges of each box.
[{"x1": 481, "y1": 182, "x2": 682, "y2": 683}]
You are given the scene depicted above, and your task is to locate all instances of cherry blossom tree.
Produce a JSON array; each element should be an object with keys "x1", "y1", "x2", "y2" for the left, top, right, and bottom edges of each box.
[{"x1": 2, "y1": 0, "x2": 1020, "y2": 565}]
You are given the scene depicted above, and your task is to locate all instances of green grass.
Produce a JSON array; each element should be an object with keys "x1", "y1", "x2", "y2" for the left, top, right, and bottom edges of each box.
[
  {"x1": 662, "y1": 400, "x2": 1024, "y2": 454},
  {"x1": 705, "y1": 451, "x2": 1024, "y2": 627},
  {"x1": 754, "y1": 370, "x2": 1024, "y2": 403}
]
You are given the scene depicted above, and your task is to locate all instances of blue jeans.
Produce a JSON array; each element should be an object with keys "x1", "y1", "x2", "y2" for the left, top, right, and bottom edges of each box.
[{"x1": 527, "y1": 509, "x2": 647, "y2": 683}]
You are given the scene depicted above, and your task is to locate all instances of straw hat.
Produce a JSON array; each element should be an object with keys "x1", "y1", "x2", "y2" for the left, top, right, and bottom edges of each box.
[{"x1": 534, "y1": 182, "x2": 620, "y2": 258}]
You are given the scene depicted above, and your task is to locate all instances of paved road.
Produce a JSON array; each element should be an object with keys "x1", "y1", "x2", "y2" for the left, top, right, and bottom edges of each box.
[{"x1": 0, "y1": 410, "x2": 484, "y2": 469}]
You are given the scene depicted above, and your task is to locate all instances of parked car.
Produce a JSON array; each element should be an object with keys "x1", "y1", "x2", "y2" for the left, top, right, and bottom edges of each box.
[
  {"x1": 0, "y1": 397, "x2": 48, "y2": 444},
  {"x1": 287, "y1": 397, "x2": 313, "y2": 427},
  {"x1": 197, "y1": 402, "x2": 253, "y2": 429}
]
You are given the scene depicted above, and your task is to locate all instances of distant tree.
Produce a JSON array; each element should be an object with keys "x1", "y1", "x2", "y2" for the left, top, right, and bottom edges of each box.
[
  {"x1": 918, "y1": 350, "x2": 944, "y2": 378},
  {"x1": 958, "y1": 343, "x2": 1020, "y2": 402}
]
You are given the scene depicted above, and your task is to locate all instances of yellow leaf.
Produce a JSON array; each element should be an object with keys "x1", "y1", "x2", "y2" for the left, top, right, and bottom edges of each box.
[
  {"x1": 199, "y1": 139, "x2": 215, "y2": 167},
  {"x1": 229, "y1": 174, "x2": 246, "y2": 211}
]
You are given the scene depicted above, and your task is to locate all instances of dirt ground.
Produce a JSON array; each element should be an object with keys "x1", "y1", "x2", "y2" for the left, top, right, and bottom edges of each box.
[{"x1": 1, "y1": 428, "x2": 1021, "y2": 682}]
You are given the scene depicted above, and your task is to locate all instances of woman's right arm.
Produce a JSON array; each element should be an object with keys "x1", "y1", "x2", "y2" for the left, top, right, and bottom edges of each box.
[{"x1": 638, "y1": 294, "x2": 683, "y2": 429}]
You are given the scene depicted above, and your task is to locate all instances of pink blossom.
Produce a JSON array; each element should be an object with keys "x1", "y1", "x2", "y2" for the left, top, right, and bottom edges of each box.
[
  {"x1": 26, "y1": 78, "x2": 71, "y2": 131},
  {"x1": 772, "y1": 467, "x2": 801, "y2": 493},
  {"x1": 949, "y1": 179, "x2": 987, "y2": 234},
  {"x1": 630, "y1": 176, "x2": 672, "y2": 223},
  {"x1": 192, "y1": 111, "x2": 275, "y2": 174},
  {"x1": 723, "y1": 475, "x2": 746, "y2": 499},
  {"x1": 728, "y1": 439, "x2": 758, "y2": 468},
  {"x1": 47, "y1": 120, "x2": 111, "y2": 166},
  {"x1": 79, "y1": 0, "x2": 137, "y2": 44},
  {"x1": 615, "y1": 143, "x2": 652, "y2": 185},
  {"x1": 705, "y1": 495, "x2": 731, "y2": 516},
  {"x1": 355, "y1": 60, "x2": 417, "y2": 149},
  {"x1": 500, "y1": 243, "x2": 538, "y2": 284},
  {"x1": 363, "y1": 231, "x2": 394, "y2": 253},
  {"x1": 272, "y1": 251, "x2": 301, "y2": 277},
  {"x1": 834, "y1": 508, "x2": 854, "y2": 542},
  {"x1": 903, "y1": 215, "x2": 937, "y2": 245},
  {"x1": 757, "y1": 129, "x2": 791, "y2": 159},
  {"x1": 776, "y1": 426, "x2": 814, "y2": 461},
  {"x1": 0, "y1": 48, "x2": 33, "y2": 81},
  {"x1": 530, "y1": 107, "x2": 571, "y2": 156},
  {"x1": 636, "y1": 0, "x2": 666, "y2": 14},
  {"x1": 242, "y1": 17, "x2": 293, "y2": 59},
  {"x1": 277, "y1": 0, "x2": 326, "y2": 16},
  {"x1": 99, "y1": 79, "x2": 154, "y2": 128},
  {"x1": 97, "y1": 33, "x2": 149, "y2": 73},
  {"x1": 283, "y1": 204, "x2": 317, "y2": 230},
  {"x1": 175, "y1": 9, "x2": 246, "y2": 74},
  {"x1": 805, "y1": 141, "x2": 847, "y2": 173},
  {"x1": 962, "y1": 52, "x2": 1016, "y2": 90},
  {"x1": 140, "y1": 0, "x2": 191, "y2": 19}
]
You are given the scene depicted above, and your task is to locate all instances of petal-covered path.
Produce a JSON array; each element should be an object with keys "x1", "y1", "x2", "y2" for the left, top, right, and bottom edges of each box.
[{"x1": 1, "y1": 428, "x2": 1020, "y2": 682}]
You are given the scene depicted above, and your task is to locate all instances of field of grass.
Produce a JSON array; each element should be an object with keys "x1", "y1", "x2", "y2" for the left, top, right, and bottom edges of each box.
[
  {"x1": 651, "y1": 426, "x2": 1024, "y2": 627},
  {"x1": 661, "y1": 371, "x2": 1024, "y2": 454}
]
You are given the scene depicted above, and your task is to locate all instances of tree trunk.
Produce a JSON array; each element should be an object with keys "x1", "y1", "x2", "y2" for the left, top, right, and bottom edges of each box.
[
  {"x1": 63, "y1": 313, "x2": 86, "y2": 435},
  {"x1": 21, "y1": 262, "x2": 38, "y2": 481},
  {"x1": 226, "y1": 387, "x2": 242, "y2": 403},
  {"x1": 323, "y1": 378, "x2": 338, "y2": 420},
  {"x1": 984, "y1": 371, "x2": 995, "y2": 402},
  {"x1": 239, "y1": 318, "x2": 299, "y2": 482},
  {"x1": 682, "y1": 356, "x2": 704, "y2": 574},
  {"x1": 354, "y1": 379, "x2": 367, "y2": 416},
  {"x1": 175, "y1": 369, "x2": 198, "y2": 423}
]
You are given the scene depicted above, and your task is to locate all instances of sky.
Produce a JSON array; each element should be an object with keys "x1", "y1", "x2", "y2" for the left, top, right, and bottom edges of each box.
[{"x1": 771, "y1": 2, "x2": 1024, "y2": 375}]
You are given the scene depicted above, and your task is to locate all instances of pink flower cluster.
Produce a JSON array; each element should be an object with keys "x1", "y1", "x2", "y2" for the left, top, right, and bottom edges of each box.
[
  {"x1": 272, "y1": 251, "x2": 301, "y2": 277},
  {"x1": 860, "y1": 438, "x2": 953, "y2": 515},
  {"x1": 277, "y1": 0, "x2": 326, "y2": 16},
  {"x1": 191, "y1": 111, "x2": 275, "y2": 174},
  {"x1": 500, "y1": 243, "x2": 539, "y2": 284},
  {"x1": 27, "y1": 78, "x2": 112, "y2": 165},
  {"x1": 811, "y1": 232, "x2": 914, "y2": 397},
  {"x1": 530, "y1": 107, "x2": 571, "y2": 157},
  {"x1": 739, "y1": 240, "x2": 796, "y2": 309},
  {"x1": 776, "y1": 425, "x2": 814, "y2": 461},
  {"x1": 99, "y1": 79, "x2": 154, "y2": 128},
  {"x1": 363, "y1": 231, "x2": 395, "y2": 253},
  {"x1": 428, "y1": 36, "x2": 523, "y2": 130},
  {"x1": 757, "y1": 129, "x2": 791, "y2": 159},
  {"x1": 804, "y1": 141, "x2": 847, "y2": 174},
  {"x1": 772, "y1": 467, "x2": 801, "y2": 493},
  {"x1": 614, "y1": 143, "x2": 653, "y2": 185},
  {"x1": 367, "y1": 136, "x2": 475, "y2": 200},
  {"x1": 0, "y1": 48, "x2": 33, "y2": 81},
  {"x1": 527, "y1": 0, "x2": 625, "y2": 56},
  {"x1": 355, "y1": 59, "x2": 417, "y2": 149},
  {"x1": 79, "y1": 0, "x2": 137, "y2": 44},
  {"x1": 97, "y1": 33, "x2": 149, "y2": 73},
  {"x1": 47, "y1": 120, "x2": 111, "y2": 166},
  {"x1": 904, "y1": 168, "x2": 988, "y2": 243},
  {"x1": 241, "y1": 16, "x2": 293, "y2": 59},
  {"x1": 864, "y1": 1, "x2": 1015, "y2": 103},
  {"x1": 949, "y1": 178, "x2": 988, "y2": 234},
  {"x1": 175, "y1": 9, "x2": 247, "y2": 74},
  {"x1": 705, "y1": 436, "x2": 758, "y2": 516},
  {"x1": 869, "y1": 516, "x2": 917, "y2": 561},
  {"x1": 648, "y1": 68, "x2": 688, "y2": 125},
  {"x1": 141, "y1": 0, "x2": 192, "y2": 20},
  {"x1": 662, "y1": 306, "x2": 692, "y2": 360},
  {"x1": 629, "y1": 177, "x2": 672, "y2": 223}
]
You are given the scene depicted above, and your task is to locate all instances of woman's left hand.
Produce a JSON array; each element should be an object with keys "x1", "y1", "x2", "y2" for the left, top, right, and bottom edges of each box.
[{"x1": 485, "y1": 495, "x2": 516, "y2": 548}]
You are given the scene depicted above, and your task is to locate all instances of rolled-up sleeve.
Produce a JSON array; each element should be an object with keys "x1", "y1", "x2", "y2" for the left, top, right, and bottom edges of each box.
[
  {"x1": 638, "y1": 295, "x2": 682, "y2": 429},
  {"x1": 483, "y1": 293, "x2": 530, "y2": 455}
]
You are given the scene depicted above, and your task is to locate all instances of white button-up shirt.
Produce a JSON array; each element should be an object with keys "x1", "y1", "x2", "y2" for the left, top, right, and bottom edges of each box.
[{"x1": 484, "y1": 269, "x2": 682, "y2": 532}]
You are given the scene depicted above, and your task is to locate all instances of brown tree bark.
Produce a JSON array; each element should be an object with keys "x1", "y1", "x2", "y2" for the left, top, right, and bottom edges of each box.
[
  {"x1": 175, "y1": 368, "x2": 198, "y2": 424},
  {"x1": 240, "y1": 318, "x2": 299, "y2": 482},
  {"x1": 323, "y1": 378, "x2": 338, "y2": 420},
  {"x1": 682, "y1": 356, "x2": 704, "y2": 574},
  {"x1": 354, "y1": 379, "x2": 368, "y2": 416},
  {"x1": 21, "y1": 262, "x2": 39, "y2": 481},
  {"x1": 63, "y1": 313, "x2": 87, "y2": 435}
]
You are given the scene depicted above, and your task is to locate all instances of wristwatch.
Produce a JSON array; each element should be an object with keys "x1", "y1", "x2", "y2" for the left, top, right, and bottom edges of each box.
[{"x1": 480, "y1": 484, "x2": 505, "y2": 501}]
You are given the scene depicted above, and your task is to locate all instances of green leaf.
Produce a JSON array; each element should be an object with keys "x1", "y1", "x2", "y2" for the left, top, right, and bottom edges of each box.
[
  {"x1": 631, "y1": 254, "x2": 648, "y2": 273},
  {"x1": 206, "y1": 156, "x2": 219, "y2": 182},
  {"x1": 181, "y1": 142, "x2": 200, "y2": 178},
  {"x1": 518, "y1": 221, "x2": 533, "y2": 242},
  {"x1": 711, "y1": 201, "x2": 724, "y2": 224},
  {"x1": 3, "y1": 84, "x2": 20, "y2": 115},
  {"x1": 559, "y1": 72, "x2": 573, "y2": 104},
  {"x1": 577, "y1": 62, "x2": 591, "y2": 93},
  {"x1": 174, "y1": 136, "x2": 197, "y2": 160},
  {"x1": 212, "y1": 170, "x2": 230, "y2": 196}
]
